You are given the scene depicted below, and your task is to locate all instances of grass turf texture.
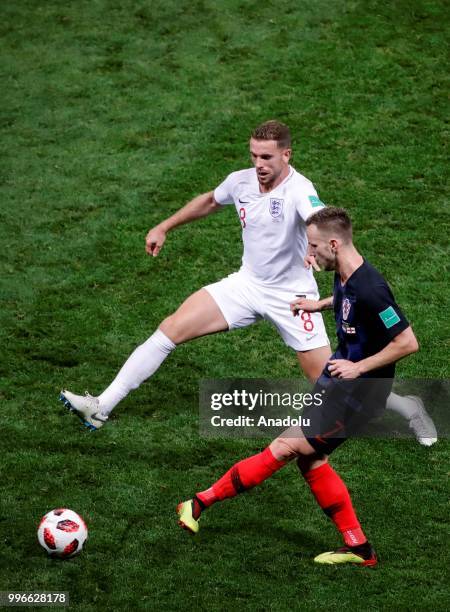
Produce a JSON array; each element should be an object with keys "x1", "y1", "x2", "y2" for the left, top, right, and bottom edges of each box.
[{"x1": 1, "y1": 0, "x2": 449, "y2": 609}]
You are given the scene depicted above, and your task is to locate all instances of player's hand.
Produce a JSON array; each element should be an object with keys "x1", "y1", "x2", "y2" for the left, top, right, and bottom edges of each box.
[
  {"x1": 304, "y1": 255, "x2": 321, "y2": 271},
  {"x1": 290, "y1": 297, "x2": 320, "y2": 316},
  {"x1": 145, "y1": 225, "x2": 167, "y2": 257},
  {"x1": 327, "y1": 359, "x2": 361, "y2": 379}
]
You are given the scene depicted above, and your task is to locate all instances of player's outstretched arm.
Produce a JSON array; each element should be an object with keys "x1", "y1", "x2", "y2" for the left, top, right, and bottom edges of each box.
[
  {"x1": 328, "y1": 326, "x2": 419, "y2": 378},
  {"x1": 145, "y1": 191, "x2": 221, "y2": 256}
]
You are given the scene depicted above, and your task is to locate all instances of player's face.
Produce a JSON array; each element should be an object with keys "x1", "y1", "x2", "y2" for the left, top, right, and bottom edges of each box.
[
  {"x1": 307, "y1": 224, "x2": 337, "y2": 271},
  {"x1": 250, "y1": 138, "x2": 291, "y2": 191}
]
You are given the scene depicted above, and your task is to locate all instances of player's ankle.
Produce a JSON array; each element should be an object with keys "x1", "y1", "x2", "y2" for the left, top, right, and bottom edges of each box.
[
  {"x1": 192, "y1": 496, "x2": 205, "y2": 520},
  {"x1": 196, "y1": 487, "x2": 217, "y2": 509},
  {"x1": 342, "y1": 527, "x2": 367, "y2": 547}
]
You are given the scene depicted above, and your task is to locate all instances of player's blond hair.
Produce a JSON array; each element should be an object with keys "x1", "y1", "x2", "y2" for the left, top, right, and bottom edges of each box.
[
  {"x1": 251, "y1": 120, "x2": 291, "y2": 149},
  {"x1": 306, "y1": 207, "x2": 353, "y2": 243}
]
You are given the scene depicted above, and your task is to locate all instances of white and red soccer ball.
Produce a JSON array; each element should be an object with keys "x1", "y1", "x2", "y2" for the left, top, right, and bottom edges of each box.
[{"x1": 37, "y1": 508, "x2": 88, "y2": 558}]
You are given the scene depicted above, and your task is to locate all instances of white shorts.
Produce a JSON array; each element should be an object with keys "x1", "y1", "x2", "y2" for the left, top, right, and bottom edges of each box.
[{"x1": 204, "y1": 271, "x2": 330, "y2": 352}]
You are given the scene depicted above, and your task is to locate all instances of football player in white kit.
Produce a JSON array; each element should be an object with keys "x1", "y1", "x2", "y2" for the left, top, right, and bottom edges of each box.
[{"x1": 60, "y1": 121, "x2": 437, "y2": 445}]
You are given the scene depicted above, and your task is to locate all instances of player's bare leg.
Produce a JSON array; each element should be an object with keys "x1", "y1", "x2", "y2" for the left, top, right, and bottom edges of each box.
[
  {"x1": 159, "y1": 288, "x2": 228, "y2": 344},
  {"x1": 61, "y1": 289, "x2": 228, "y2": 428},
  {"x1": 296, "y1": 345, "x2": 331, "y2": 383},
  {"x1": 269, "y1": 426, "x2": 319, "y2": 460}
]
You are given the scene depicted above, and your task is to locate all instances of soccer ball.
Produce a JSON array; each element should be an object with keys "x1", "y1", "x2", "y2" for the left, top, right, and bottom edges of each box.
[{"x1": 37, "y1": 508, "x2": 88, "y2": 558}]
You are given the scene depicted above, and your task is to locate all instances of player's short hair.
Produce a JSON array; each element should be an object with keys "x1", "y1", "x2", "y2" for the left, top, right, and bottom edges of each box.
[
  {"x1": 306, "y1": 207, "x2": 353, "y2": 243},
  {"x1": 251, "y1": 120, "x2": 291, "y2": 149}
]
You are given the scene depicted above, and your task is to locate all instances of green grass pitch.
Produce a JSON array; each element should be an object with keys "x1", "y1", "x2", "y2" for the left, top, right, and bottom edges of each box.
[{"x1": 1, "y1": 0, "x2": 449, "y2": 609}]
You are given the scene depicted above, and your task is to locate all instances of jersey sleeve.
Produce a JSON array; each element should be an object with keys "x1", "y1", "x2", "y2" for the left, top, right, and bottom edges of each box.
[
  {"x1": 213, "y1": 174, "x2": 236, "y2": 206},
  {"x1": 295, "y1": 182, "x2": 326, "y2": 221},
  {"x1": 362, "y1": 282, "x2": 410, "y2": 341}
]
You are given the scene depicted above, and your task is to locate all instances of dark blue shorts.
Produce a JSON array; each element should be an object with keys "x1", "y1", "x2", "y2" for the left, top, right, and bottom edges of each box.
[{"x1": 302, "y1": 374, "x2": 393, "y2": 455}]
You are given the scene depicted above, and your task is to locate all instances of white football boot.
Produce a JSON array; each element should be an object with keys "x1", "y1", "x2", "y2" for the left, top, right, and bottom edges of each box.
[
  {"x1": 406, "y1": 395, "x2": 437, "y2": 446},
  {"x1": 60, "y1": 390, "x2": 108, "y2": 431}
]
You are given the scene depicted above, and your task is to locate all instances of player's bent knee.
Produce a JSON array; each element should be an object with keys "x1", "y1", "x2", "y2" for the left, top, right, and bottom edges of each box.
[
  {"x1": 270, "y1": 436, "x2": 316, "y2": 462},
  {"x1": 159, "y1": 315, "x2": 184, "y2": 345}
]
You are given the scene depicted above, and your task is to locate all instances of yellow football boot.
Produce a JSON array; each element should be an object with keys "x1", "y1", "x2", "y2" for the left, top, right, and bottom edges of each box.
[
  {"x1": 177, "y1": 500, "x2": 200, "y2": 534},
  {"x1": 314, "y1": 544, "x2": 377, "y2": 567}
]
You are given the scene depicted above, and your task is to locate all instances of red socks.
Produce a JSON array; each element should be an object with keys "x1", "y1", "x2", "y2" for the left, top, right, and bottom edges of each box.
[
  {"x1": 303, "y1": 462, "x2": 367, "y2": 547},
  {"x1": 197, "y1": 447, "x2": 286, "y2": 508},
  {"x1": 194, "y1": 450, "x2": 367, "y2": 549}
]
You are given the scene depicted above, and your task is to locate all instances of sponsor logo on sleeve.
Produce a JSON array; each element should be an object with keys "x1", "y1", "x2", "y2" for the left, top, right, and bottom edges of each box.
[
  {"x1": 269, "y1": 198, "x2": 284, "y2": 218},
  {"x1": 379, "y1": 306, "x2": 401, "y2": 329},
  {"x1": 308, "y1": 195, "x2": 324, "y2": 208}
]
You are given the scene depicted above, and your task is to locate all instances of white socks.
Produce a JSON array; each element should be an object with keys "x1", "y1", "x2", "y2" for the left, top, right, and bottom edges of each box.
[
  {"x1": 385, "y1": 392, "x2": 419, "y2": 420},
  {"x1": 98, "y1": 329, "x2": 176, "y2": 414}
]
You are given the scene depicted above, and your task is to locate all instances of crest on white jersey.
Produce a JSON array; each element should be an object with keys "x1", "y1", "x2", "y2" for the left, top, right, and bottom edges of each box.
[
  {"x1": 269, "y1": 198, "x2": 284, "y2": 218},
  {"x1": 342, "y1": 298, "x2": 351, "y2": 321}
]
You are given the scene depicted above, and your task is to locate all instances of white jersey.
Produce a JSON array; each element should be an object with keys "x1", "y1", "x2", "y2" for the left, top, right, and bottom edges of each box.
[{"x1": 214, "y1": 165, "x2": 325, "y2": 289}]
